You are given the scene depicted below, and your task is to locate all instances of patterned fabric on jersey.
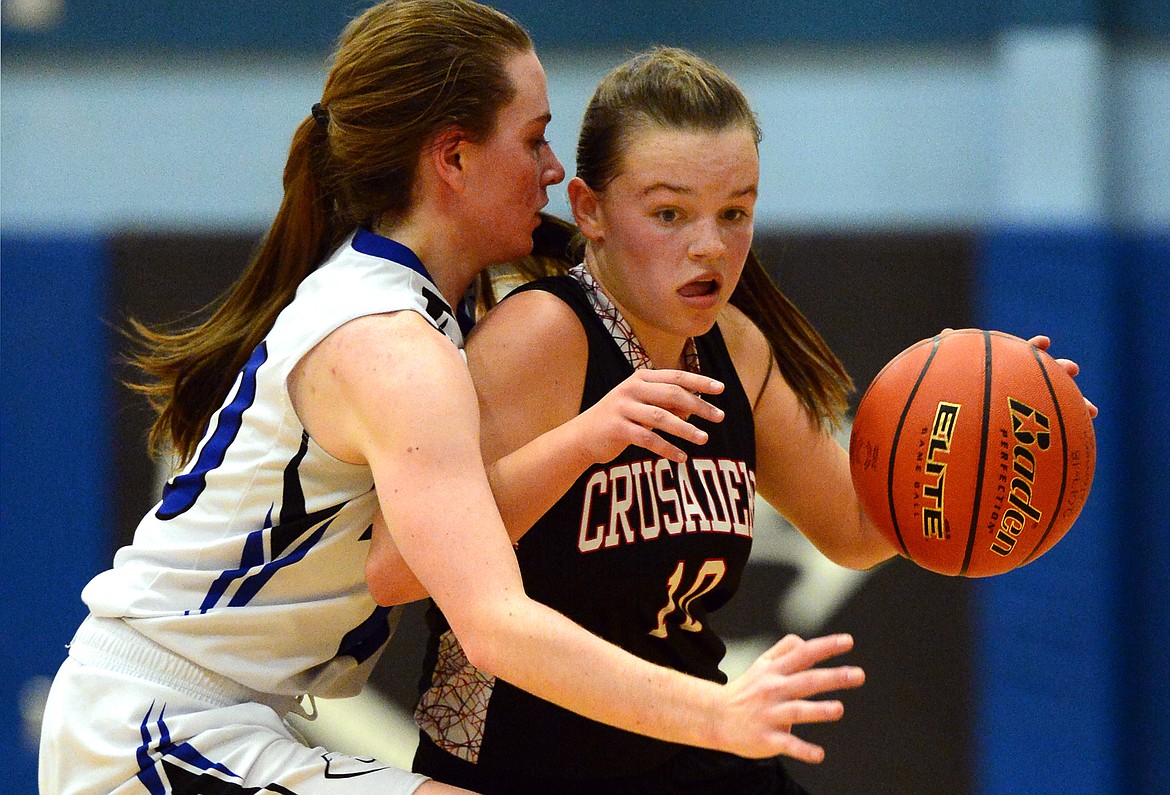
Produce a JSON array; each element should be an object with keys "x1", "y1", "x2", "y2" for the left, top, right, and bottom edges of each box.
[
  {"x1": 568, "y1": 264, "x2": 699, "y2": 373},
  {"x1": 81, "y1": 228, "x2": 467, "y2": 700},
  {"x1": 415, "y1": 273, "x2": 757, "y2": 779}
]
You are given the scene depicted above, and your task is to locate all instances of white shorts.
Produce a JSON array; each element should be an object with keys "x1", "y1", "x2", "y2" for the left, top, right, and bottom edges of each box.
[{"x1": 39, "y1": 616, "x2": 431, "y2": 795}]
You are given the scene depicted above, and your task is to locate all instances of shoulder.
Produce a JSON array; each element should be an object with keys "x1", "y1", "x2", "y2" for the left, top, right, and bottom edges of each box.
[
  {"x1": 717, "y1": 303, "x2": 773, "y2": 406},
  {"x1": 274, "y1": 244, "x2": 461, "y2": 369},
  {"x1": 321, "y1": 311, "x2": 461, "y2": 368},
  {"x1": 290, "y1": 310, "x2": 472, "y2": 463},
  {"x1": 324, "y1": 312, "x2": 470, "y2": 404},
  {"x1": 468, "y1": 282, "x2": 588, "y2": 369},
  {"x1": 466, "y1": 281, "x2": 589, "y2": 442}
]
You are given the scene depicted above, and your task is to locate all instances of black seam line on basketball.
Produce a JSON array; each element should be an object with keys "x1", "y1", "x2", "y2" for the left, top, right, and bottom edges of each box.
[
  {"x1": 861, "y1": 337, "x2": 933, "y2": 404},
  {"x1": 886, "y1": 336, "x2": 942, "y2": 558},
  {"x1": 1021, "y1": 347, "x2": 1068, "y2": 565},
  {"x1": 959, "y1": 331, "x2": 993, "y2": 577}
]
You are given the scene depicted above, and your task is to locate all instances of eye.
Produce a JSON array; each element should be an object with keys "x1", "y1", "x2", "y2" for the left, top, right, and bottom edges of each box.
[
  {"x1": 722, "y1": 207, "x2": 750, "y2": 222},
  {"x1": 531, "y1": 136, "x2": 549, "y2": 151},
  {"x1": 655, "y1": 208, "x2": 680, "y2": 223}
]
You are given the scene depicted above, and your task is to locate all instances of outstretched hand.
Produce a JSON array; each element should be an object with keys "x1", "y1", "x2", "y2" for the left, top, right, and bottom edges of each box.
[
  {"x1": 715, "y1": 633, "x2": 865, "y2": 763},
  {"x1": 576, "y1": 368, "x2": 725, "y2": 464},
  {"x1": 1027, "y1": 335, "x2": 1099, "y2": 418}
]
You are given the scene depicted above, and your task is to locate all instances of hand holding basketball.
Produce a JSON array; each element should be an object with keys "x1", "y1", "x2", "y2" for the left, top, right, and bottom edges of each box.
[
  {"x1": 1025, "y1": 335, "x2": 1098, "y2": 418},
  {"x1": 848, "y1": 329, "x2": 1096, "y2": 577}
]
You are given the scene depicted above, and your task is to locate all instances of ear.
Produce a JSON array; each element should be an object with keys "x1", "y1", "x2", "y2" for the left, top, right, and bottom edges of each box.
[
  {"x1": 567, "y1": 177, "x2": 604, "y2": 242},
  {"x1": 427, "y1": 128, "x2": 470, "y2": 192}
]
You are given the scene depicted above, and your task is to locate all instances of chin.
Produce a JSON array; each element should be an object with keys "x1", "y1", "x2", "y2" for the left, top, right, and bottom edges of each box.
[{"x1": 510, "y1": 237, "x2": 536, "y2": 260}]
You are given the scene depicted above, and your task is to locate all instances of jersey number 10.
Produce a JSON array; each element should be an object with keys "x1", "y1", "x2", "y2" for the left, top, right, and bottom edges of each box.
[{"x1": 649, "y1": 559, "x2": 727, "y2": 638}]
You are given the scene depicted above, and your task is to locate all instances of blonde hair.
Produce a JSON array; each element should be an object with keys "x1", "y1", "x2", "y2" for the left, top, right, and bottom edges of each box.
[{"x1": 128, "y1": 0, "x2": 533, "y2": 462}]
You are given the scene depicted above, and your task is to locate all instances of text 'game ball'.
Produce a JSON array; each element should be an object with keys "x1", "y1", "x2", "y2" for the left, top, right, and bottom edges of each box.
[{"x1": 848, "y1": 329, "x2": 1096, "y2": 577}]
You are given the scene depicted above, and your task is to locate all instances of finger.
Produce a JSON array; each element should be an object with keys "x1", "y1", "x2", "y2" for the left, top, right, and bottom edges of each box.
[
  {"x1": 636, "y1": 380, "x2": 726, "y2": 424},
  {"x1": 1054, "y1": 357, "x2": 1080, "y2": 377},
  {"x1": 771, "y1": 633, "x2": 855, "y2": 674},
  {"x1": 621, "y1": 423, "x2": 690, "y2": 463},
  {"x1": 1028, "y1": 334, "x2": 1051, "y2": 350},
  {"x1": 1085, "y1": 398, "x2": 1099, "y2": 418},
  {"x1": 761, "y1": 634, "x2": 805, "y2": 660},
  {"x1": 774, "y1": 666, "x2": 867, "y2": 700},
  {"x1": 665, "y1": 389, "x2": 725, "y2": 424},
  {"x1": 775, "y1": 698, "x2": 846, "y2": 728},
  {"x1": 635, "y1": 383, "x2": 725, "y2": 424},
  {"x1": 641, "y1": 369, "x2": 725, "y2": 396},
  {"x1": 630, "y1": 406, "x2": 711, "y2": 446},
  {"x1": 768, "y1": 733, "x2": 828, "y2": 765}
]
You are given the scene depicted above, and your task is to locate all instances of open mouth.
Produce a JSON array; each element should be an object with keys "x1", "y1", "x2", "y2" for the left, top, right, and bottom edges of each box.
[{"x1": 678, "y1": 279, "x2": 720, "y2": 298}]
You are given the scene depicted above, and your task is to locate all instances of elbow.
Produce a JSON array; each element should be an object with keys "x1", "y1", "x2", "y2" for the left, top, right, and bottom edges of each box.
[
  {"x1": 827, "y1": 547, "x2": 893, "y2": 571},
  {"x1": 817, "y1": 529, "x2": 899, "y2": 571},
  {"x1": 441, "y1": 599, "x2": 523, "y2": 678},
  {"x1": 364, "y1": 551, "x2": 428, "y2": 607},
  {"x1": 366, "y1": 577, "x2": 405, "y2": 607},
  {"x1": 819, "y1": 505, "x2": 900, "y2": 570},
  {"x1": 364, "y1": 554, "x2": 393, "y2": 605},
  {"x1": 365, "y1": 570, "x2": 405, "y2": 607},
  {"x1": 458, "y1": 632, "x2": 501, "y2": 676}
]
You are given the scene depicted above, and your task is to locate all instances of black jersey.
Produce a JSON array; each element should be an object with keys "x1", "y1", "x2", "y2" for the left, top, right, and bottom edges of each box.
[{"x1": 416, "y1": 274, "x2": 757, "y2": 780}]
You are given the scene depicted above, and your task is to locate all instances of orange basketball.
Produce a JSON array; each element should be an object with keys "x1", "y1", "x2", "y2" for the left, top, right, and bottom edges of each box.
[{"x1": 848, "y1": 329, "x2": 1096, "y2": 577}]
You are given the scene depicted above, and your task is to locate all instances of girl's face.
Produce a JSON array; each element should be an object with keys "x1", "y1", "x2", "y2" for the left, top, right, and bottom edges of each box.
[
  {"x1": 462, "y1": 49, "x2": 566, "y2": 267},
  {"x1": 571, "y1": 124, "x2": 759, "y2": 363}
]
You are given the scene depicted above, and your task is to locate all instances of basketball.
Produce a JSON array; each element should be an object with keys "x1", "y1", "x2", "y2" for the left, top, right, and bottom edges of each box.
[{"x1": 848, "y1": 329, "x2": 1096, "y2": 577}]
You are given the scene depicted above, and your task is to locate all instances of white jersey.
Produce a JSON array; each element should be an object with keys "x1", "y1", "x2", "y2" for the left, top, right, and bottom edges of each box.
[{"x1": 81, "y1": 228, "x2": 467, "y2": 700}]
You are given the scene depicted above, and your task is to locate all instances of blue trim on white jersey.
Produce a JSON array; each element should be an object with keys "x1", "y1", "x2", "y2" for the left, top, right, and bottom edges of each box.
[
  {"x1": 352, "y1": 227, "x2": 474, "y2": 335},
  {"x1": 157, "y1": 343, "x2": 269, "y2": 520},
  {"x1": 136, "y1": 702, "x2": 242, "y2": 793},
  {"x1": 338, "y1": 605, "x2": 395, "y2": 664}
]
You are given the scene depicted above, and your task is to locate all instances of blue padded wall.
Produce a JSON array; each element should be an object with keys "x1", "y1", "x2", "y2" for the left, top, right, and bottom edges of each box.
[
  {"x1": 1119, "y1": 233, "x2": 1170, "y2": 791},
  {"x1": 0, "y1": 234, "x2": 113, "y2": 792},
  {"x1": 974, "y1": 227, "x2": 1169, "y2": 793}
]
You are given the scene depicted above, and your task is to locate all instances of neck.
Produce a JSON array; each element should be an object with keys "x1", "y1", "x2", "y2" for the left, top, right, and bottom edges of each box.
[
  {"x1": 374, "y1": 216, "x2": 478, "y2": 312},
  {"x1": 583, "y1": 252, "x2": 690, "y2": 370}
]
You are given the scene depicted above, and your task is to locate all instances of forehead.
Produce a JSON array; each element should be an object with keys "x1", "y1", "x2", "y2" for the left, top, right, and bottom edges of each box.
[
  {"x1": 616, "y1": 125, "x2": 759, "y2": 193},
  {"x1": 496, "y1": 49, "x2": 551, "y2": 129}
]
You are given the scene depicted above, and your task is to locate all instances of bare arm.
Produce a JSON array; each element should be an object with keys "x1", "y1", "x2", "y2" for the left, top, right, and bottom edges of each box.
[
  {"x1": 720, "y1": 305, "x2": 898, "y2": 570},
  {"x1": 336, "y1": 292, "x2": 724, "y2": 602},
  {"x1": 289, "y1": 309, "x2": 863, "y2": 762},
  {"x1": 469, "y1": 290, "x2": 725, "y2": 539}
]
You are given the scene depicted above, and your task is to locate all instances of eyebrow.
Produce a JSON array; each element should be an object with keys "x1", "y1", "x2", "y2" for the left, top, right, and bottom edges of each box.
[{"x1": 641, "y1": 182, "x2": 758, "y2": 199}]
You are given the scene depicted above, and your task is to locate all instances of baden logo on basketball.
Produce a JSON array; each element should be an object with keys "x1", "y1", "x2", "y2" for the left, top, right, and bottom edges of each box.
[
  {"x1": 989, "y1": 397, "x2": 1050, "y2": 557},
  {"x1": 849, "y1": 328, "x2": 1096, "y2": 577}
]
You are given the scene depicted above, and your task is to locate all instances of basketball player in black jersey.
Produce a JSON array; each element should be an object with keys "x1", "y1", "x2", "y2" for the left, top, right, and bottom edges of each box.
[
  {"x1": 406, "y1": 46, "x2": 1095, "y2": 794},
  {"x1": 404, "y1": 43, "x2": 1095, "y2": 795},
  {"x1": 407, "y1": 47, "x2": 891, "y2": 795}
]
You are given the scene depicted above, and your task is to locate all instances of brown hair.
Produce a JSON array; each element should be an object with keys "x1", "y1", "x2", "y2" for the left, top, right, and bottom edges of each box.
[
  {"x1": 575, "y1": 46, "x2": 853, "y2": 429},
  {"x1": 128, "y1": 0, "x2": 533, "y2": 463}
]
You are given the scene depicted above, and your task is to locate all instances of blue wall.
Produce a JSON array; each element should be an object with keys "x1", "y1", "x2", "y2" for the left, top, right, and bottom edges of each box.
[
  {"x1": 975, "y1": 228, "x2": 1170, "y2": 792},
  {"x1": 0, "y1": 236, "x2": 114, "y2": 790},
  {"x1": 1123, "y1": 234, "x2": 1170, "y2": 793}
]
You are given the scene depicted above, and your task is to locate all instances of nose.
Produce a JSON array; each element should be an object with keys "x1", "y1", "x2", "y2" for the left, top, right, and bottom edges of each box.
[
  {"x1": 543, "y1": 146, "x2": 566, "y2": 187},
  {"x1": 688, "y1": 218, "x2": 727, "y2": 260}
]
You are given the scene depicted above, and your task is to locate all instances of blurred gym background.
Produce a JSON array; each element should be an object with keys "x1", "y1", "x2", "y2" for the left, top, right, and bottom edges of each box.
[{"x1": 3, "y1": 1, "x2": 1167, "y2": 792}]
